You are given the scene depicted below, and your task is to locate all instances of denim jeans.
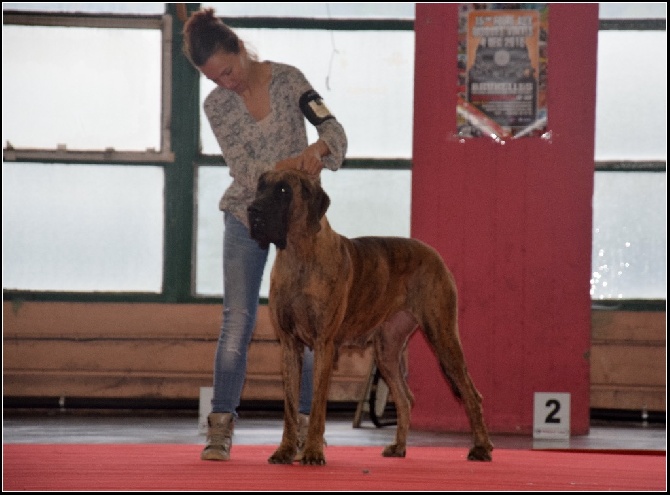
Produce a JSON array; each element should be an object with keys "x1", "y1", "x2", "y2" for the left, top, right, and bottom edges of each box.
[{"x1": 212, "y1": 213, "x2": 314, "y2": 416}]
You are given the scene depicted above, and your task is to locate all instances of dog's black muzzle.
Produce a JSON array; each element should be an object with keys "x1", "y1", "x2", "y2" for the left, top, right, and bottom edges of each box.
[
  {"x1": 247, "y1": 173, "x2": 293, "y2": 250},
  {"x1": 247, "y1": 199, "x2": 290, "y2": 250},
  {"x1": 247, "y1": 203, "x2": 271, "y2": 250}
]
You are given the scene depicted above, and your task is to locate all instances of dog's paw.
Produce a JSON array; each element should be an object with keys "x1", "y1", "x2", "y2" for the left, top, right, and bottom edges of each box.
[
  {"x1": 268, "y1": 446, "x2": 297, "y2": 464},
  {"x1": 382, "y1": 444, "x2": 406, "y2": 457},
  {"x1": 299, "y1": 448, "x2": 326, "y2": 466},
  {"x1": 467, "y1": 445, "x2": 493, "y2": 462}
]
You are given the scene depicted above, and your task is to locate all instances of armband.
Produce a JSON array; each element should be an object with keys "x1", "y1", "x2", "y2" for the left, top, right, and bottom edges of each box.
[{"x1": 299, "y1": 90, "x2": 334, "y2": 126}]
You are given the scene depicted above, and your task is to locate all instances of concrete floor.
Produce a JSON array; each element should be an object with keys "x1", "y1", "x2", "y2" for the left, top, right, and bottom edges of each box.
[{"x1": 3, "y1": 410, "x2": 666, "y2": 453}]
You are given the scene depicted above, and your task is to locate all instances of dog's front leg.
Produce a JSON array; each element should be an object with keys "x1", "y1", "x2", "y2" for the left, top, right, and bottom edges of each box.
[
  {"x1": 268, "y1": 334, "x2": 303, "y2": 464},
  {"x1": 300, "y1": 339, "x2": 336, "y2": 465}
]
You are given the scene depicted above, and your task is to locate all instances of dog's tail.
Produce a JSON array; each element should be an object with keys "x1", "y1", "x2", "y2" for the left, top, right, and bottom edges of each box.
[
  {"x1": 419, "y1": 312, "x2": 465, "y2": 403},
  {"x1": 411, "y1": 248, "x2": 466, "y2": 403}
]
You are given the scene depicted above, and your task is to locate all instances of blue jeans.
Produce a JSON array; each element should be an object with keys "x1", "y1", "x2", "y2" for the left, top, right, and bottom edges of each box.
[{"x1": 212, "y1": 213, "x2": 314, "y2": 416}]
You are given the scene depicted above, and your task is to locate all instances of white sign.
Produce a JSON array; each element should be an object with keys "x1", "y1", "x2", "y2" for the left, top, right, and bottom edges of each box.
[
  {"x1": 533, "y1": 392, "x2": 571, "y2": 439},
  {"x1": 198, "y1": 386, "x2": 213, "y2": 434}
]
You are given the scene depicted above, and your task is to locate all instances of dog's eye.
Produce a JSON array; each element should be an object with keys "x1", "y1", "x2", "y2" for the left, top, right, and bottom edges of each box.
[{"x1": 276, "y1": 182, "x2": 291, "y2": 196}]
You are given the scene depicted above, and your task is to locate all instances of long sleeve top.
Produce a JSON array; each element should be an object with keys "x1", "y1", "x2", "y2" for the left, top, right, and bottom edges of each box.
[{"x1": 203, "y1": 61, "x2": 348, "y2": 228}]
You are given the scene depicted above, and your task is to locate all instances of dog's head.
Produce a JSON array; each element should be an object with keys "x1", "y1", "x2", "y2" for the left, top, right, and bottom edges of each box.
[{"x1": 247, "y1": 169, "x2": 330, "y2": 250}]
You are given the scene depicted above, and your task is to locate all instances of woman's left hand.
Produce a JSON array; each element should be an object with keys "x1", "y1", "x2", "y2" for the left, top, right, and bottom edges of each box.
[
  {"x1": 296, "y1": 144, "x2": 324, "y2": 176},
  {"x1": 275, "y1": 141, "x2": 328, "y2": 176}
]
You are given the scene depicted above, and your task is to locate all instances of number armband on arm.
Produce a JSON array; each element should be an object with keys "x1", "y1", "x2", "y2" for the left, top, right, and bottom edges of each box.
[{"x1": 299, "y1": 90, "x2": 335, "y2": 126}]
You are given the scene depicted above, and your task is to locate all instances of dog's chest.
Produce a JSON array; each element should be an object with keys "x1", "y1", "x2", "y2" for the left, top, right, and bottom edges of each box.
[
  {"x1": 271, "y1": 265, "x2": 344, "y2": 339},
  {"x1": 270, "y1": 295, "x2": 319, "y2": 346},
  {"x1": 272, "y1": 253, "x2": 342, "y2": 297}
]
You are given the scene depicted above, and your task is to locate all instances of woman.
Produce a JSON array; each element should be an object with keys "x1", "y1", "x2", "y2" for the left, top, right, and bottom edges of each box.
[{"x1": 182, "y1": 8, "x2": 347, "y2": 461}]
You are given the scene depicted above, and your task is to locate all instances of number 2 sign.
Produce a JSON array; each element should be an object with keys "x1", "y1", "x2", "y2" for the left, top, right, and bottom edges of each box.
[{"x1": 533, "y1": 392, "x2": 571, "y2": 439}]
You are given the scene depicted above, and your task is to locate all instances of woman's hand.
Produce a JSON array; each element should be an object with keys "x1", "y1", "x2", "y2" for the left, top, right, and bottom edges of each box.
[
  {"x1": 275, "y1": 156, "x2": 300, "y2": 172},
  {"x1": 274, "y1": 141, "x2": 330, "y2": 176},
  {"x1": 297, "y1": 143, "x2": 325, "y2": 175}
]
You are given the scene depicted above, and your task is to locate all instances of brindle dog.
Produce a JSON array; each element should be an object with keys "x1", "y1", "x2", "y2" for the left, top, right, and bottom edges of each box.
[{"x1": 247, "y1": 169, "x2": 493, "y2": 466}]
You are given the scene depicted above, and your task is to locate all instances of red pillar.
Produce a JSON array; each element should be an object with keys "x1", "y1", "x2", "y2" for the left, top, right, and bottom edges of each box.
[{"x1": 409, "y1": 3, "x2": 598, "y2": 434}]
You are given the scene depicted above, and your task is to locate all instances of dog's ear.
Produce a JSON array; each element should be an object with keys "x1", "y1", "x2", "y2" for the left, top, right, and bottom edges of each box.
[
  {"x1": 301, "y1": 178, "x2": 330, "y2": 234},
  {"x1": 256, "y1": 171, "x2": 269, "y2": 193}
]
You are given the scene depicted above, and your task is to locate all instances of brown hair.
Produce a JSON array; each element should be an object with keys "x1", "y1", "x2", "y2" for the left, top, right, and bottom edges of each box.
[{"x1": 182, "y1": 8, "x2": 241, "y2": 67}]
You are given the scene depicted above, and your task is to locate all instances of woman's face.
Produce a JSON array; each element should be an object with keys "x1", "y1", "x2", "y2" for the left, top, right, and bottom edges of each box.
[{"x1": 200, "y1": 49, "x2": 248, "y2": 93}]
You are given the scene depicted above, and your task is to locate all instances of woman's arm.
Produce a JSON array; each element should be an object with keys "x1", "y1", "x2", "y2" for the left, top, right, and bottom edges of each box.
[{"x1": 285, "y1": 66, "x2": 348, "y2": 174}]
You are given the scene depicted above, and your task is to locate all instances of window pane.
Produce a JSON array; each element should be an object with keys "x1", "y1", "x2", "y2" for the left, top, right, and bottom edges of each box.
[
  {"x1": 2, "y1": 163, "x2": 164, "y2": 292},
  {"x1": 3, "y1": 3, "x2": 165, "y2": 14},
  {"x1": 591, "y1": 171, "x2": 666, "y2": 299},
  {"x1": 595, "y1": 31, "x2": 667, "y2": 160},
  {"x1": 2, "y1": 25, "x2": 162, "y2": 151},
  {"x1": 200, "y1": 29, "x2": 414, "y2": 159},
  {"x1": 194, "y1": 167, "x2": 230, "y2": 297},
  {"x1": 194, "y1": 167, "x2": 411, "y2": 297},
  {"x1": 598, "y1": 2, "x2": 667, "y2": 19},
  {"x1": 322, "y1": 169, "x2": 411, "y2": 238}
]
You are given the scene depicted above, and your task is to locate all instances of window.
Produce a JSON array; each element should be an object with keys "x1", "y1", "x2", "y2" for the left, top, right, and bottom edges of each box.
[
  {"x1": 592, "y1": 5, "x2": 667, "y2": 301},
  {"x1": 3, "y1": 163, "x2": 164, "y2": 292},
  {"x1": 3, "y1": 4, "x2": 173, "y2": 297},
  {"x1": 3, "y1": 3, "x2": 666, "y2": 303},
  {"x1": 3, "y1": 25, "x2": 162, "y2": 151}
]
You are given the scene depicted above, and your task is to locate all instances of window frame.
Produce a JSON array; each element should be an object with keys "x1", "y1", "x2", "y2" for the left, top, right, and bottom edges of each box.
[
  {"x1": 2, "y1": 7, "x2": 186, "y2": 304},
  {"x1": 592, "y1": 16, "x2": 666, "y2": 310},
  {"x1": 2, "y1": 11, "x2": 175, "y2": 163}
]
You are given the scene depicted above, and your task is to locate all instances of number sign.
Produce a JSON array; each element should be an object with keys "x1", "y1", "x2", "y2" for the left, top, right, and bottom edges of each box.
[{"x1": 533, "y1": 392, "x2": 571, "y2": 439}]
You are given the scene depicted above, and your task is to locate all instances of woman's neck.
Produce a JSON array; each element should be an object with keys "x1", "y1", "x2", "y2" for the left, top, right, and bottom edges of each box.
[
  {"x1": 240, "y1": 60, "x2": 266, "y2": 92},
  {"x1": 239, "y1": 60, "x2": 272, "y2": 121}
]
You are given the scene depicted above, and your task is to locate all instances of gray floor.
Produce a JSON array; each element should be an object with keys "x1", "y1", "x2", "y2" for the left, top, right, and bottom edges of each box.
[{"x1": 3, "y1": 411, "x2": 666, "y2": 452}]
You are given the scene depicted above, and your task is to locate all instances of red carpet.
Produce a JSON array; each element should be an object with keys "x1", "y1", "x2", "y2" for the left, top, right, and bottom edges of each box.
[{"x1": 3, "y1": 444, "x2": 665, "y2": 491}]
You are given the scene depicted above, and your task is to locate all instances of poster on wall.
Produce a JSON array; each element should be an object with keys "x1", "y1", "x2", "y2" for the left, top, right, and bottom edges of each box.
[{"x1": 457, "y1": 3, "x2": 548, "y2": 142}]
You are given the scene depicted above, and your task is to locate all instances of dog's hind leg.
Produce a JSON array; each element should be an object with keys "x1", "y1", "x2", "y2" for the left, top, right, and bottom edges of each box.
[
  {"x1": 441, "y1": 358, "x2": 493, "y2": 461},
  {"x1": 374, "y1": 310, "x2": 419, "y2": 458},
  {"x1": 421, "y1": 315, "x2": 493, "y2": 461},
  {"x1": 456, "y1": 371, "x2": 493, "y2": 461}
]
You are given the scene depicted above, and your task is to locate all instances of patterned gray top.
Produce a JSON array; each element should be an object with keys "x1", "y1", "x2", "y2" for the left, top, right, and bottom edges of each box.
[{"x1": 204, "y1": 61, "x2": 348, "y2": 228}]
